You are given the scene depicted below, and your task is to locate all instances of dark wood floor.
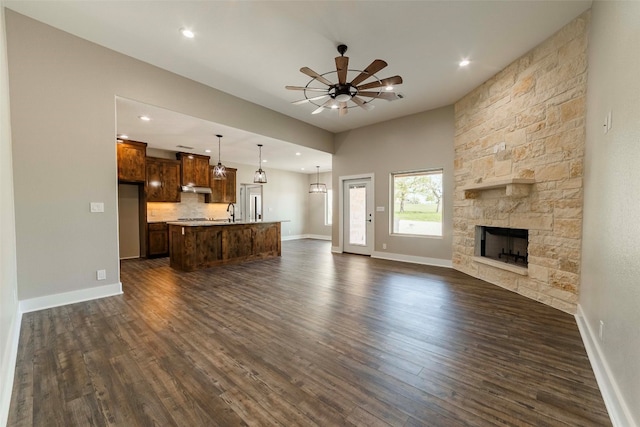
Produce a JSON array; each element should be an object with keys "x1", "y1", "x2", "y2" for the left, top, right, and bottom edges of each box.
[{"x1": 8, "y1": 239, "x2": 610, "y2": 426}]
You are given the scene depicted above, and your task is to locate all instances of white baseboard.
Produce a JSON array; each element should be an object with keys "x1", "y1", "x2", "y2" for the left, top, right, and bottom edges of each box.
[
  {"x1": 19, "y1": 282, "x2": 123, "y2": 314},
  {"x1": 371, "y1": 251, "x2": 453, "y2": 268},
  {"x1": 282, "y1": 234, "x2": 331, "y2": 241},
  {"x1": 575, "y1": 304, "x2": 636, "y2": 427},
  {"x1": 331, "y1": 246, "x2": 341, "y2": 253},
  {"x1": 0, "y1": 306, "x2": 22, "y2": 427}
]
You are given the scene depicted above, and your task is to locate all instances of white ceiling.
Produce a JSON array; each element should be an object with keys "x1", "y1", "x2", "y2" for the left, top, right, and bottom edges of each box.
[{"x1": 6, "y1": 0, "x2": 591, "y2": 172}]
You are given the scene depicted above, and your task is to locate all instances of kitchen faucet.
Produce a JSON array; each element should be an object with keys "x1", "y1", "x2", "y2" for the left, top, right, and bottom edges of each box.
[{"x1": 226, "y1": 203, "x2": 235, "y2": 222}]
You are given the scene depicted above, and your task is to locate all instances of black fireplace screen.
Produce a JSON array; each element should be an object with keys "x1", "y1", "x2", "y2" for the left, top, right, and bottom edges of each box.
[{"x1": 478, "y1": 226, "x2": 528, "y2": 266}]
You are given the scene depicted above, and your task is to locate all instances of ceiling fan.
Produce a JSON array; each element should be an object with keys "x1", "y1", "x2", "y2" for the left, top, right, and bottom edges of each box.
[{"x1": 285, "y1": 44, "x2": 403, "y2": 116}]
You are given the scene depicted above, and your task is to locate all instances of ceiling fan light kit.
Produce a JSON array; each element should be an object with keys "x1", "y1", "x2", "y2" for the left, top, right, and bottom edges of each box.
[{"x1": 286, "y1": 44, "x2": 403, "y2": 116}]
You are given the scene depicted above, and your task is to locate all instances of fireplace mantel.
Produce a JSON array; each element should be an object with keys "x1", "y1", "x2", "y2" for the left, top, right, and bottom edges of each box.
[{"x1": 461, "y1": 178, "x2": 535, "y2": 199}]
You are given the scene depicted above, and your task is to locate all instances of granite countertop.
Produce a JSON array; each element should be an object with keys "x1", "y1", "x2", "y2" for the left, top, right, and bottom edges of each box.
[{"x1": 166, "y1": 219, "x2": 288, "y2": 227}]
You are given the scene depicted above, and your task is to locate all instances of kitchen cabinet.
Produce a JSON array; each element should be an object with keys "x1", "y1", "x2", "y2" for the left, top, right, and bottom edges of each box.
[
  {"x1": 117, "y1": 140, "x2": 147, "y2": 183},
  {"x1": 207, "y1": 167, "x2": 237, "y2": 204},
  {"x1": 168, "y1": 221, "x2": 282, "y2": 271},
  {"x1": 147, "y1": 222, "x2": 169, "y2": 258},
  {"x1": 176, "y1": 152, "x2": 210, "y2": 188},
  {"x1": 146, "y1": 157, "x2": 181, "y2": 203}
]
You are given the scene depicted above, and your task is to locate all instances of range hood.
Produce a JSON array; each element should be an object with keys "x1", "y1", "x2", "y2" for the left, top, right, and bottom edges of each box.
[{"x1": 181, "y1": 186, "x2": 212, "y2": 194}]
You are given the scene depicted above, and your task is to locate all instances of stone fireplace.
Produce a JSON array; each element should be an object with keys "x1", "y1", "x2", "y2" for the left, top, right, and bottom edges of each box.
[{"x1": 451, "y1": 12, "x2": 589, "y2": 313}]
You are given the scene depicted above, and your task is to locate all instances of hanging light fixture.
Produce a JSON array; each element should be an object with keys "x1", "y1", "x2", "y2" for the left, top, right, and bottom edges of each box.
[
  {"x1": 309, "y1": 166, "x2": 327, "y2": 194},
  {"x1": 253, "y1": 144, "x2": 267, "y2": 183},
  {"x1": 212, "y1": 134, "x2": 226, "y2": 180}
]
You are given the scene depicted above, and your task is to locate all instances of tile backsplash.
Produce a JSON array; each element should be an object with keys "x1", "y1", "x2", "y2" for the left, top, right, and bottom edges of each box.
[{"x1": 147, "y1": 193, "x2": 231, "y2": 221}]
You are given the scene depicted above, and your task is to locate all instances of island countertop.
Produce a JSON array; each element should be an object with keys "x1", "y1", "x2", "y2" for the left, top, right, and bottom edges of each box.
[{"x1": 166, "y1": 219, "x2": 288, "y2": 227}]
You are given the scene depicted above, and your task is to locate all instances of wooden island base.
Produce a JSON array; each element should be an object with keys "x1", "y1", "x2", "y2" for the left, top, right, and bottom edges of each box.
[{"x1": 168, "y1": 222, "x2": 281, "y2": 271}]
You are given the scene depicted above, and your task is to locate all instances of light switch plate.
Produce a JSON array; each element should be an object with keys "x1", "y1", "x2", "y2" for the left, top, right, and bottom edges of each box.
[
  {"x1": 90, "y1": 202, "x2": 104, "y2": 213},
  {"x1": 376, "y1": 206, "x2": 385, "y2": 212}
]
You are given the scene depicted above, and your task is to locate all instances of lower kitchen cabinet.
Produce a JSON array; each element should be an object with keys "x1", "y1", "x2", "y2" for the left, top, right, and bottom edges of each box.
[{"x1": 147, "y1": 222, "x2": 169, "y2": 258}]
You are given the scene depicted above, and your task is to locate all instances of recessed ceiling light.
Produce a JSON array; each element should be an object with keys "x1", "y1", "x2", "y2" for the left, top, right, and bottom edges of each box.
[
  {"x1": 301, "y1": 168, "x2": 305, "y2": 171},
  {"x1": 138, "y1": 115, "x2": 151, "y2": 121},
  {"x1": 205, "y1": 149, "x2": 211, "y2": 153},
  {"x1": 180, "y1": 28, "x2": 195, "y2": 39},
  {"x1": 262, "y1": 159, "x2": 267, "y2": 163},
  {"x1": 459, "y1": 59, "x2": 470, "y2": 67},
  {"x1": 118, "y1": 134, "x2": 129, "y2": 139},
  {"x1": 295, "y1": 152, "x2": 301, "y2": 156}
]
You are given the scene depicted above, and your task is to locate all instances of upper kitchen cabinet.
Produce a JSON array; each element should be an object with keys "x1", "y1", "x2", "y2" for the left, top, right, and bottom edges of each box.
[
  {"x1": 117, "y1": 140, "x2": 147, "y2": 183},
  {"x1": 176, "y1": 152, "x2": 210, "y2": 188},
  {"x1": 207, "y1": 167, "x2": 237, "y2": 204},
  {"x1": 146, "y1": 157, "x2": 181, "y2": 203}
]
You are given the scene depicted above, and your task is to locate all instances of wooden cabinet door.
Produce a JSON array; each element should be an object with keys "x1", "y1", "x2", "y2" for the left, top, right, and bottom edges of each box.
[
  {"x1": 177, "y1": 153, "x2": 210, "y2": 187},
  {"x1": 208, "y1": 167, "x2": 236, "y2": 204},
  {"x1": 117, "y1": 140, "x2": 146, "y2": 182},
  {"x1": 145, "y1": 158, "x2": 163, "y2": 202},
  {"x1": 146, "y1": 157, "x2": 180, "y2": 203},
  {"x1": 161, "y1": 161, "x2": 181, "y2": 202},
  {"x1": 253, "y1": 223, "x2": 280, "y2": 255},
  {"x1": 147, "y1": 222, "x2": 169, "y2": 257},
  {"x1": 222, "y1": 227, "x2": 253, "y2": 259},
  {"x1": 224, "y1": 168, "x2": 237, "y2": 203}
]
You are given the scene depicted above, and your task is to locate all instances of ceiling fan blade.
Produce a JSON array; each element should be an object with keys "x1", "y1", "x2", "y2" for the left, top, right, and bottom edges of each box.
[
  {"x1": 335, "y1": 56, "x2": 349, "y2": 85},
  {"x1": 352, "y1": 96, "x2": 374, "y2": 111},
  {"x1": 311, "y1": 99, "x2": 335, "y2": 115},
  {"x1": 350, "y1": 59, "x2": 388, "y2": 86},
  {"x1": 291, "y1": 94, "x2": 329, "y2": 105},
  {"x1": 356, "y1": 75, "x2": 403, "y2": 91},
  {"x1": 357, "y1": 91, "x2": 399, "y2": 101},
  {"x1": 285, "y1": 86, "x2": 328, "y2": 92},
  {"x1": 300, "y1": 67, "x2": 334, "y2": 86},
  {"x1": 339, "y1": 102, "x2": 348, "y2": 116}
]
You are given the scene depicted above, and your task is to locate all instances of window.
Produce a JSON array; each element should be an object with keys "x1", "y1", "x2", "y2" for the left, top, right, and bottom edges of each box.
[
  {"x1": 325, "y1": 189, "x2": 333, "y2": 225},
  {"x1": 392, "y1": 169, "x2": 443, "y2": 237}
]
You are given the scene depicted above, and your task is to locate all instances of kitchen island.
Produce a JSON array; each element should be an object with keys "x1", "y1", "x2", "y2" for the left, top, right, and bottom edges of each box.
[{"x1": 167, "y1": 220, "x2": 282, "y2": 271}]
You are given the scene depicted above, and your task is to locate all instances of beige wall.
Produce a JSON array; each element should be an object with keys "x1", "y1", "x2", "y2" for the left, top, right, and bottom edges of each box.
[
  {"x1": 453, "y1": 12, "x2": 589, "y2": 314},
  {"x1": 117, "y1": 184, "x2": 140, "y2": 259},
  {"x1": 582, "y1": 2, "x2": 640, "y2": 425},
  {"x1": 5, "y1": 10, "x2": 331, "y2": 301},
  {"x1": 0, "y1": 3, "x2": 20, "y2": 425},
  {"x1": 307, "y1": 171, "x2": 332, "y2": 238},
  {"x1": 333, "y1": 106, "x2": 454, "y2": 262}
]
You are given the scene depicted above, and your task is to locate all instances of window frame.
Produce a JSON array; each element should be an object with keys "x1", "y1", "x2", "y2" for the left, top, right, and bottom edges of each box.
[{"x1": 390, "y1": 168, "x2": 444, "y2": 238}]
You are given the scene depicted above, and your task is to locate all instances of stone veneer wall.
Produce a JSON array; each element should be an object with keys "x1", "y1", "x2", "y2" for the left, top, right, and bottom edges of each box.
[{"x1": 452, "y1": 12, "x2": 589, "y2": 314}]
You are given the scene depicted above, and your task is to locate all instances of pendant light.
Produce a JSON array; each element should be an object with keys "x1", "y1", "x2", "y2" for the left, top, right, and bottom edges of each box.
[
  {"x1": 309, "y1": 166, "x2": 327, "y2": 193},
  {"x1": 253, "y1": 144, "x2": 267, "y2": 183},
  {"x1": 212, "y1": 134, "x2": 226, "y2": 180}
]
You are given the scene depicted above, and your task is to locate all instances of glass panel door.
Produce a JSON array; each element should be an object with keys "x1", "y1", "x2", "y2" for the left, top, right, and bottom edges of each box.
[{"x1": 343, "y1": 178, "x2": 373, "y2": 255}]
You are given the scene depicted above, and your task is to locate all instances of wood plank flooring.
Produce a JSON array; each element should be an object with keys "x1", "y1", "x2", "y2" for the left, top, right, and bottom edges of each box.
[{"x1": 8, "y1": 239, "x2": 610, "y2": 426}]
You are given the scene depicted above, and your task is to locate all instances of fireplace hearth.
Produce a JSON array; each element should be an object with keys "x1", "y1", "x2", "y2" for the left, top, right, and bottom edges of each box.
[{"x1": 476, "y1": 226, "x2": 528, "y2": 266}]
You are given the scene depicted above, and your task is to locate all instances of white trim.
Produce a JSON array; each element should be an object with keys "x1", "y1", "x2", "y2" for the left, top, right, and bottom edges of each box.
[
  {"x1": 372, "y1": 251, "x2": 453, "y2": 268},
  {"x1": 331, "y1": 246, "x2": 341, "y2": 253},
  {"x1": 119, "y1": 255, "x2": 140, "y2": 260},
  {"x1": 281, "y1": 234, "x2": 331, "y2": 241},
  {"x1": 0, "y1": 307, "x2": 22, "y2": 427},
  {"x1": 575, "y1": 304, "x2": 636, "y2": 427},
  {"x1": 19, "y1": 282, "x2": 123, "y2": 314}
]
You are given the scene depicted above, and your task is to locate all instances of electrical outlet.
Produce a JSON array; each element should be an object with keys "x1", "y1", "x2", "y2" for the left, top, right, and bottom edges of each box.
[
  {"x1": 97, "y1": 269, "x2": 106, "y2": 280},
  {"x1": 382, "y1": 243, "x2": 387, "y2": 250},
  {"x1": 599, "y1": 320, "x2": 604, "y2": 341}
]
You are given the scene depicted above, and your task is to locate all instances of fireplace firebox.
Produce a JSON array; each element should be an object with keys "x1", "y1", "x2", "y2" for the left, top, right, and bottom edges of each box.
[{"x1": 476, "y1": 226, "x2": 528, "y2": 266}]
